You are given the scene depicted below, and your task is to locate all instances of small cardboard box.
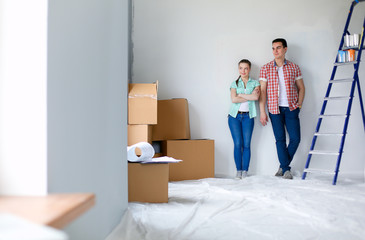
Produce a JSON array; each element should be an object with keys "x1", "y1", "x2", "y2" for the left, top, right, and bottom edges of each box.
[
  {"x1": 152, "y1": 98, "x2": 191, "y2": 141},
  {"x1": 128, "y1": 125, "x2": 153, "y2": 146},
  {"x1": 128, "y1": 125, "x2": 153, "y2": 155},
  {"x1": 128, "y1": 83, "x2": 158, "y2": 124},
  {"x1": 128, "y1": 163, "x2": 168, "y2": 203},
  {"x1": 162, "y1": 139, "x2": 214, "y2": 181}
]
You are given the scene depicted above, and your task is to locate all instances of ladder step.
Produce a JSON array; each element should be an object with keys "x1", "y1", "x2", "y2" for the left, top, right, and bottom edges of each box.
[
  {"x1": 324, "y1": 96, "x2": 351, "y2": 100},
  {"x1": 319, "y1": 114, "x2": 348, "y2": 118},
  {"x1": 303, "y1": 168, "x2": 335, "y2": 174},
  {"x1": 309, "y1": 150, "x2": 340, "y2": 155},
  {"x1": 314, "y1": 132, "x2": 344, "y2": 136},
  {"x1": 334, "y1": 61, "x2": 357, "y2": 66},
  {"x1": 329, "y1": 78, "x2": 354, "y2": 83},
  {"x1": 342, "y1": 47, "x2": 365, "y2": 51}
]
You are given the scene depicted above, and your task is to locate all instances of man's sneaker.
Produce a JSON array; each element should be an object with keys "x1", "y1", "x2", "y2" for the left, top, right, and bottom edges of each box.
[
  {"x1": 242, "y1": 171, "x2": 248, "y2": 178},
  {"x1": 275, "y1": 168, "x2": 283, "y2": 177},
  {"x1": 235, "y1": 171, "x2": 242, "y2": 179},
  {"x1": 283, "y1": 170, "x2": 293, "y2": 179}
]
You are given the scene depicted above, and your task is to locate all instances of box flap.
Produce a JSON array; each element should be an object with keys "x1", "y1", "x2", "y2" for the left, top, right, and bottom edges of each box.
[{"x1": 129, "y1": 83, "x2": 157, "y2": 99}]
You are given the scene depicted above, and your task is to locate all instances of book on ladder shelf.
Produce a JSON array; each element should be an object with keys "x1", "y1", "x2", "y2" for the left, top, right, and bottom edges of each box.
[{"x1": 302, "y1": 0, "x2": 365, "y2": 185}]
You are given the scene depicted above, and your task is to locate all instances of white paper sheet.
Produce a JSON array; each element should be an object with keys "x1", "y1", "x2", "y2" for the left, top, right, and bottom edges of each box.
[{"x1": 147, "y1": 156, "x2": 182, "y2": 163}]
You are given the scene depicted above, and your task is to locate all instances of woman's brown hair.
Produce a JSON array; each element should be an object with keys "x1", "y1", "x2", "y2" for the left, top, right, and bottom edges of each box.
[{"x1": 236, "y1": 59, "x2": 251, "y2": 86}]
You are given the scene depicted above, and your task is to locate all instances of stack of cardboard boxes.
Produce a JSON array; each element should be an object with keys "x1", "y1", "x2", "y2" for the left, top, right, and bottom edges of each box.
[{"x1": 128, "y1": 82, "x2": 215, "y2": 203}]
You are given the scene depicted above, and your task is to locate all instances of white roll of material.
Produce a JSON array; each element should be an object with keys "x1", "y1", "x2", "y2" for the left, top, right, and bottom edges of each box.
[{"x1": 127, "y1": 142, "x2": 155, "y2": 162}]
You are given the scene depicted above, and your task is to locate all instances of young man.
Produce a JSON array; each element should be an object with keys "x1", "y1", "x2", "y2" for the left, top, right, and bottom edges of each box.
[{"x1": 259, "y1": 38, "x2": 305, "y2": 179}]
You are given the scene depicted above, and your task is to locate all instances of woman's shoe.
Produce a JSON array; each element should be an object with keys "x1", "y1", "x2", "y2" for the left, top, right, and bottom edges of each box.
[
  {"x1": 235, "y1": 171, "x2": 242, "y2": 179},
  {"x1": 275, "y1": 168, "x2": 283, "y2": 177},
  {"x1": 283, "y1": 170, "x2": 293, "y2": 179}
]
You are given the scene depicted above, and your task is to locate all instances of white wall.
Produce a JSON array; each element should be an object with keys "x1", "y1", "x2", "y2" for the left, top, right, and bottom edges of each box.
[
  {"x1": 132, "y1": 0, "x2": 365, "y2": 178},
  {"x1": 0, "y1": 0, "x2": 48, "y2": 195},
  {"x1": 47, "y1": 0, "x2": 128, "y2": 239}
]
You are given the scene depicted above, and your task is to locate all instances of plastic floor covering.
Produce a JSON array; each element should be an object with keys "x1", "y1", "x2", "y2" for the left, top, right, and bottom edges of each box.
[{"x1": 107, "y1": 173, "x2": 365, "y2": 240}]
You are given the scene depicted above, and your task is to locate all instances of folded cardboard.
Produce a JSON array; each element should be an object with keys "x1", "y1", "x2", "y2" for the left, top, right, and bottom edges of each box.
[
  {"x1": 152, "y1": 98, "x2": 191, "y2": 141},
  {"x1": 128, "y1": 83, "x2": 158, "y2": 124},
  {"x1": 162, "y1": 139, "x2": 214, "y2": 181},
  {"x1": 128, "y1": 162, "x2": 168, "y2": 203}
]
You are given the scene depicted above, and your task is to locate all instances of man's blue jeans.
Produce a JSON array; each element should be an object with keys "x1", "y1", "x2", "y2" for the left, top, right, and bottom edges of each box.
[
  {"x1": 228, "y1": 113, "x2": 254, "y2": 171},
  {"x1": 269, "y1": 107, "x2": 301, "y2": 174}
]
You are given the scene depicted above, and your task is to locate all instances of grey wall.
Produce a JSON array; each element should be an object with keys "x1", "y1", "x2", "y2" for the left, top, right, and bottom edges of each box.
[
  {"x1": 132, "y1": 0, "x2": 365, "y2": 177},
  {"x1": 47, "y1": 0, "x2": 128, "y2": 239}
]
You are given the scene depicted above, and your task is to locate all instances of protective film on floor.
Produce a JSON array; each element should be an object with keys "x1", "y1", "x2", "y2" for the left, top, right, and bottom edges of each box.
[{"x1": 109, "y1": 174, "x2": 365, "y2": 240}]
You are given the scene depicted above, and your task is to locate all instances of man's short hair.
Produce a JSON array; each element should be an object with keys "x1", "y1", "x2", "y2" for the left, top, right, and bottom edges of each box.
[{"x1": 272, "y1": 38, "x2": 287, "y2": 48}]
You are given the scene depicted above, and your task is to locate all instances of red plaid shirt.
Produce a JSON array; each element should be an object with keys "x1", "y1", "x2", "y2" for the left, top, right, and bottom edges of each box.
[{"x1": 259, "y1": 59, "x2": 302, "y2": 114}]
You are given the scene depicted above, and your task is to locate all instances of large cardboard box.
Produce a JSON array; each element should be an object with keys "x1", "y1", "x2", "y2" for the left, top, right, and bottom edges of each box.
[
  {"x1": 128, "y1": 83, "x2": 158, "y2": 124},
  {"x1": 162, "y1": 139, "x2": 214, "y2": 181},
  {"x1": 128, "y1": 163, "x2": 168, "y2": 203},
  {"x1": 152, "y1": 99, "x2": 190, "y2": 141}
]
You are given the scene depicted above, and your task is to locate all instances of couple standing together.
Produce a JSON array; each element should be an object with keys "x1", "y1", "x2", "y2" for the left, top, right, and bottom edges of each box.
[{"x1": 228, "y1": 38, "x2": 305, "y2": 179}]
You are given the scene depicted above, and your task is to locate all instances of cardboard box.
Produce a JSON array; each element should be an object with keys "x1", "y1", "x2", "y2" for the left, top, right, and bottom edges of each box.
[
  {"x1": 128, "y1": 125, "x2": 153, "y2": 146},
  {"x1": 128, "y1": 125, "x2": 153, "y2": 155},
  {"x1": 153, "y1": 153, "x2": 164, "y2": 158},
  {"x1": 152, "y1": 99, "x2": 190, "y2": 141},
  {"x1": 162, "y1": 139, "x2": 214, "y2": 181},
  {"x1": 128, "y1": 83, "x2": 158, "y2": 124},
  {"x1": 128, "y1": 163, "x2": 168, "y2": 203}
]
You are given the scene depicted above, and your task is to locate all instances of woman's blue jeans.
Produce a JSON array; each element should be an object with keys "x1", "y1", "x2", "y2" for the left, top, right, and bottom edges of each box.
[
  {"x1": 228, "y1": 113, "x2": 254, "y2": 171},
  {"x1": 269, "y1": 107, "x2": 301, "y2": 174}
]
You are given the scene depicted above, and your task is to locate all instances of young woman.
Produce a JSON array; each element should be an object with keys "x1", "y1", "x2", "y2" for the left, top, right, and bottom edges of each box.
[{"x1": 228, "y1": 59, "x2": 260, "y2": 179}]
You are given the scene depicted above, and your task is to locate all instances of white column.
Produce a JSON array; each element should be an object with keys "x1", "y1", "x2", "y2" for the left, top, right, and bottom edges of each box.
[{"x1": 0, "y1": 0, "x2": 48, "y2": 195}]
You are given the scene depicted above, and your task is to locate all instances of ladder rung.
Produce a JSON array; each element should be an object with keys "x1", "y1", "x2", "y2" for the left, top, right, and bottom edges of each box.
[
  {"x1": 309, "y1": 150, "x2": 340, "y2": 155},
  {"x1": 329, "y1": 78, "x2": 354, "y2": 83},
  {"x1": 324, "y1": 96, "x2": 351, "y2": 100},
  {"x1": 342, "y1": 47, "x2": 365, "y2": 51},
  {"x1": 334, "y1": 61, "x2": 357, "y2": 66},
  {"x1": 303, "y1": 168, "x2": 335, "y2": 174},
  {"x1": 319, "y1": 114, "x2": 348, "y2": 118},
  {"x1": 314, "y1": 132, "x2": 344, "y2": 136}
]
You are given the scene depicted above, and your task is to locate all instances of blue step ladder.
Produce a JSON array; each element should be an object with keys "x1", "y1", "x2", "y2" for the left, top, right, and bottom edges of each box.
[{"x1": 302, "y1": 0, "x2": 365, "y2": 185}]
